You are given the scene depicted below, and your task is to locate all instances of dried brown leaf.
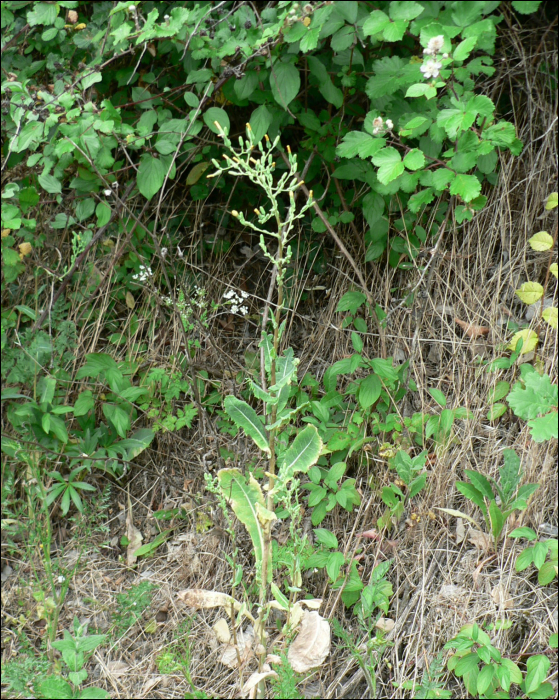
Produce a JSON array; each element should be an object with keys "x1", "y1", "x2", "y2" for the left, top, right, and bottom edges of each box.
[
  {"x1": 176, "y1": 589, "x2": 243, "y2": 614},
  {"x1": 454, "y1": 316, "x2": 490, "y2": 338},
  {"x1": 491, "y1": 584, "x2": 513, "y2": 610},
  {"x1": 219, "y1": 627, "x2": 254, "y2": 669},
  {"x1": 242, "y1": 669, "x2": 279, "y2": 696},
  {"x1": 287, "y1": 610, "x2": 330, "y2": 673},
  {"x1": 213, "y1": 618, "x2": 231, "y2": 644},
  {"x1": 375, "y1": 617, "x2": 395, "y2": 633},
  {"x1": 125, "y1": 498, "x2": 143, "y2": 567}
]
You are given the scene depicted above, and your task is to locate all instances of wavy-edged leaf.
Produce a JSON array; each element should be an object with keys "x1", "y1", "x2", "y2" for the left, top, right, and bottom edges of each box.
[
  {"x1": 217, "y1": 468, "x2": 273, "y2": 582},
  {"x1": 278, "y1": 425, "x2": 322, "y2": 484},
  {"x1": 223, "y1": 396, "x2": 270, "y2": 455}
]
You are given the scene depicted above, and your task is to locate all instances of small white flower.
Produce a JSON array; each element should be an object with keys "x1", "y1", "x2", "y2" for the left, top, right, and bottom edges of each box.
[
  {"x1": 240, "y1": 306, "x2": 248, "y2": 315},
  {"x1": 385, "y1": 119, "x2": 393, "y2": 130},
  {"x1": 104, "y1": 189, "x2": 112, "y2": 196},
  {"x1": 373, "y1": 116, "x2": 383, "y2": 129},
  {"x1": 58, "y1": 575, "x2": 65, "y2": 583},
  {"x1": 427, "y1": 35, "x2": 445, "y2": 54},
  {"x1": 161, "y1": 247, "x2": 168, "y2": 258},
  {"x1": 420, "y1": 59, "x2": 442, "y2": 79},
  {"x1": 240, "y1": 290, "x2": 249, "y2": 299},
  {"x1": 112, "y1": 181, "x2": 119, "y2": 189}
]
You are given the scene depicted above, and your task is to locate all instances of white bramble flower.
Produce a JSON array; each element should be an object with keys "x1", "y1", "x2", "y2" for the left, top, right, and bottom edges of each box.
[
  {"x1": 426, "y1": 35, "x2": 445, "y2": 54},
  {"x1": 420, "y1": 59, "x2": 442, "y2": 79},
  {"x1": 372, "y1": 116, "x2": 393, "y2": 135},
  {"x1": 104, "y1": 189, "x2": 112, "y2": 196}
]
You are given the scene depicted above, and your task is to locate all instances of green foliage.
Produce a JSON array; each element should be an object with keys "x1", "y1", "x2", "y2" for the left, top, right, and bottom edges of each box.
[
  {"x1": 445, "y1": 623, "x2": 554, "y2": 698},
  {"x1": 303, "y1": 460, "x2": 361, "y2": 526},
  {"x1": 331, "y1": 588, "x2": 394, "y2": 699},
  {"x1": 156, "y1": 619, "x2": 210, "y2": 698},
  {"x1": 139, "y1": 366, "x2": 198, "y2": 434},
  {"x1": 511, "y1": 192, "x2": 558, "y2": 337},
  {"x1": 400, "y1": 651, "x2": 451, "y2": 699},
  {"x1": 509, "y1": 527, "x2": 558, "y2": 586},
  {"x1": 1, "y1": 0, "x2": 526, "y2": 282},
  {"x1": 2, "y1": 352, "x2": 155, "y2": 515},
  {"x1": 267, "y1": 652, "x2": 304, "y2": 699},
  {"x1": 0, "y1": 1, "x2": 549, "y2": 696},
  {"x1": 112, "y1": 581, "x2": 156, "y2": 636},
  {"x1": 506, "y1": 365, "x2": 558, "y2": 442},
  {"x1": 37, "y1": 617, "x2": 108, "y2": 699},
  {"x1": 449, "y1": 448, "x2": 539, "y2": 550},
  {"x1": 377, "y1": 449, "x2": 428, "y2": 530},
  {"x1": 2, "y1": 634, "x2": 51, "y2": 698}
]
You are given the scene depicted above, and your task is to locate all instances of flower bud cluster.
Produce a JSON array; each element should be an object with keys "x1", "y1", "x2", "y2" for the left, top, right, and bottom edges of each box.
[{"x1": 372, "y1": 116, "x2": 394, "y2": 136}]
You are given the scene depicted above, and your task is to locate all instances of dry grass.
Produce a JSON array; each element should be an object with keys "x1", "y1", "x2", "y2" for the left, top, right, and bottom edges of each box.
[{"x1": 2, "y1": 17, "x2": 557, "y2": 700}]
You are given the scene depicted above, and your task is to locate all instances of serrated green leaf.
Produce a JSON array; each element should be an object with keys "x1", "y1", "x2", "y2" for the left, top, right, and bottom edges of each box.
[
  {"x1": 507, "y1": 372, "x2": 558, "y2": 420},
  {"x1": 527, "y1": 412, "x2": 559, "y2": 442},
  {"x1": 453, "y1": 37, "x2": 478, "y2": 62},
  {"x1": 542, "y1": 306, "x2": 557, "y2": 329},
  {"x1": 403, "y1": 148, "x2": 426, "y2": 170},
  {"x1": 528, "y1": 231, "x2": 554, "y2": 251},
  {"x1": 449, "y1": 173, "x2": 481, "y2": 202},
  {"x1": 372, "y1": 147, "x2": 404, "y2": 184},
  {"x1": 38, "y1": 173, "x2": 62, "y2": 194},
  {"x1": 516, "y1": 281, "x2": 544, "y2": 305},
  {"x1": 507, "y1": 329, "x2": 538, "y2": 354}
]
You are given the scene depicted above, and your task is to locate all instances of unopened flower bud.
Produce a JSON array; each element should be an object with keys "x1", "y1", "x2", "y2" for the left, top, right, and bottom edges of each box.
[{"x1": 232, "y1": 210, "x2": 239, "y2": 217}]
